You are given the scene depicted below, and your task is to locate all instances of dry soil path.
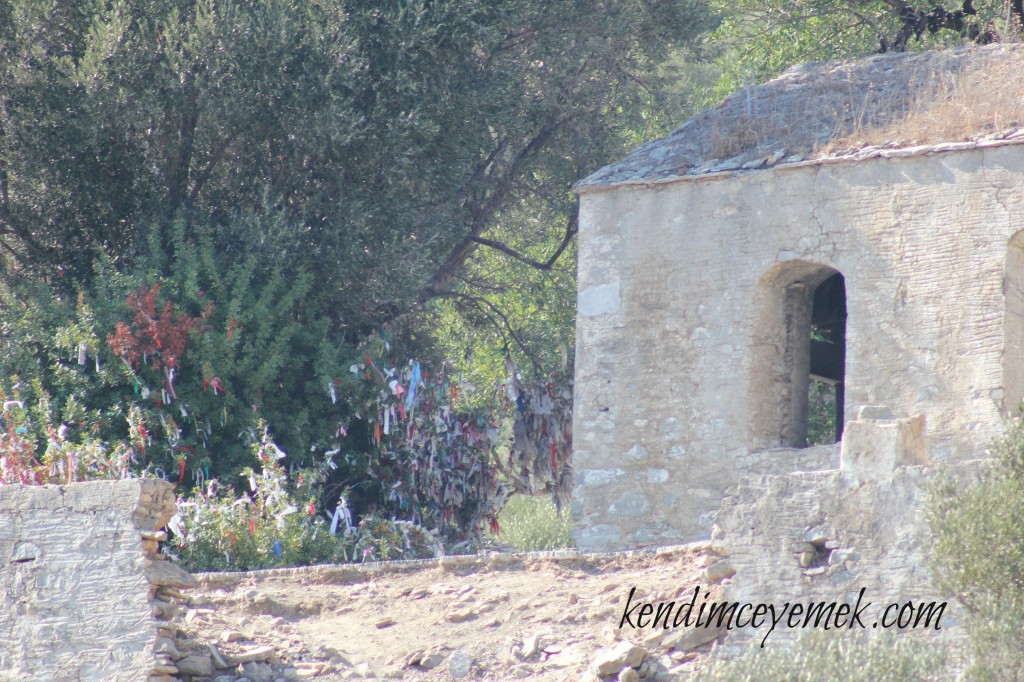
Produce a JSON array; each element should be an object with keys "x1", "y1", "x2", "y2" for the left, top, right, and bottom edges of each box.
[{"x1": 168, "y1": 543, "x2": 727, "y2": 682}]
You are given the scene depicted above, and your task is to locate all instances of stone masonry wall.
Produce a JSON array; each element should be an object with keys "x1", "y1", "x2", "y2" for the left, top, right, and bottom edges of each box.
[
  {"x1": 0, "y1": 480, "x2": 184, "y2": 682},
  {"x1": 572, "y1": 142, "x2": 1024, "y2": 551},
  {"x1": 711, "y1": 460, "x2": 990, "y2": 649}
]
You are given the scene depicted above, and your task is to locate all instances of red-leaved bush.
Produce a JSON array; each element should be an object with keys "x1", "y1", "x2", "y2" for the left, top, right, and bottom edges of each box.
[{"x1": 107, "y1": 284, "x2": 212, "y2": 377}]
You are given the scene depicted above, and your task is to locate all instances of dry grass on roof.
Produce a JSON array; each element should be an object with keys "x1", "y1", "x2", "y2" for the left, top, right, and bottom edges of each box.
[
  {"x1": 707, "y1": 47, "x2": 1024, "y2": 163},
  {"x1": 822, "y1": 55, "x2": 1024, "y2": 154},
  {"x1": 578, "y1": 43, "x2": 1024, "y2": 190}
]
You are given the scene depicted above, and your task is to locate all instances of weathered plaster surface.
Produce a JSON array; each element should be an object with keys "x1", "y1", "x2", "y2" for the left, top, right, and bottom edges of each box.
[
  {"x1": 713, "y1": 460, "x2": 990, "y2": 648},
  {"x1": 0, "y1": 480, "x2": 177, "y2": 681}
]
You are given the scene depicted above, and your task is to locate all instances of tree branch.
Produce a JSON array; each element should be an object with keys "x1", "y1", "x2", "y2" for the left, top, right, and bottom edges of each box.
[
  {"x1": 0, "y1": 152, "x2": 43, "y2": 266},
  {"x1": 469, "y1": 204, "x2": 578, "y2": 271},
  {"x1": 421, "y1": 116, "x2": 563, "y2": 301},
  {"x1": 187, "y1": 128, "x2": 239, "y2": 208},
  {"x1": 0, "y1": 236, "x2": 23, "y2": 264},
  {"x1": 163, "y1": 85, "x2": 200, "y2": 221},
  {"x1": 880, "y1": 0, "x2": 991, "y2": 52},
  {"x1": 438, "y1": 291, "x2": 543, "y2": 370}
]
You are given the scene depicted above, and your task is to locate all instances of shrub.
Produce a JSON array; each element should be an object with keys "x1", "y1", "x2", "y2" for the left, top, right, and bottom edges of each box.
[
  {"x1": 343, "y1": 356, "x2": 506, "y2": 547},
  {"x1": 491, "y1": 494, "x2": 574, "y2": 552},
  {"x1": 173, "y1": 444, "x2": 445, "y2": 571},
  {"x1": 0, "y1": 232, "x2": 528, "y2": 551},
  {"x1": 0, "y1": 395, "x2": 135, "y2": 485},
  {"x1": 0, "y1": 228, "x2": 357, "y2": 485},
  {"x1": 0, "y1": 279, "x2": 143, "y2": 481},
  {"x1": 928, "y1": 418, "x2": 1024, "y2": 680},
  {"x1": 170, "y1": 423, "x2": 351, "y2": 572},
  {"x1": 353, "y1": 516, "x2": 443, "y2": 562},
  {"x1": 695, "y1": 631, "x2": 946, "y2": 682}
]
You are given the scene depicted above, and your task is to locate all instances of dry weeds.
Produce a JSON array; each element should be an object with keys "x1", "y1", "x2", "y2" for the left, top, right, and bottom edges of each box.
[
  {"x1": 825, "y1": 56, "x2": 1024, "y2": 152},
  {"x1": 580, "y1": 45, "x2": 1024, "y2": 188},
  {"x1": 701, "y1": 47, "x2": 1024, "y2": 164}
]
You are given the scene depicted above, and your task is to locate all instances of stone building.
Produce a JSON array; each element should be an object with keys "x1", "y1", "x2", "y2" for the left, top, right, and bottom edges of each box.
[{"x1": 571, "y1": 44, "x2": 1024, "y2": 551}]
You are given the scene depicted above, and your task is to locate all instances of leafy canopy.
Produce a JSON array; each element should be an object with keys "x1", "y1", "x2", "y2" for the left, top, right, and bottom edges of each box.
[
  {"x1": 0, "y1": 0, "x2": 717, "y2": 543},
  {"x1": 0, "y1": 0, "x2": 713, "y2": 334}
]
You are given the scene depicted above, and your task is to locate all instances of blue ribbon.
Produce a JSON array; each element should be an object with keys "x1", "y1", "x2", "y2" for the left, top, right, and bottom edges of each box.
[{"x1": 406, "y1": 362, "x2": 421, "y2": 411}]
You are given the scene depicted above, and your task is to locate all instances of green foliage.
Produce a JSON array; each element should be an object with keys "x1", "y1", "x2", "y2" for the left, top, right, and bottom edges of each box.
[
  {"x1": 353, "y1": 515, "x2": 442, "y2": 562},
  {"x1": 699, "y1": 1, "x2": 1021, "y2": 112},
  {"x1": 0, "y1": 229, "x2": 352, "y2": 483},
  {"x1": 701, "y1": 2, "x2": 879, "y2": 106},
  {"x1": 0, "y1": 236, "x2": 513, "y2": 547},
  {"x1": 0, "y1": 400, "x2": 135, "y2": 484},
  {"x1": 695, "y1": 632, "x2": 947, "y2": 682},
  {"x1": 131, "y1": 227, "x2": 347, "y2": 478},
  {"x1": 0, "y1": 0, "x2": 721, "y2": 552},
  {"x1": 491, "y1": 494, "x2": 574, "y2": 552},
  {"x1": 172, "y1": 422, "x2": 350, "y2": 571},
  {"x1": 426, "y1": 0, "x2": 716, "y2": 388},
  {"x1": 807, "y1": 381, "x2": 837, "y2": 446},
  {"x1": 0, "y1": 0, "x2": 715, "y2": 339},
  {"x1": 428, "y1": 210, "x2": 578, "y2": 400},
  {"x1": 929, "y1": 419, "x2": 1024, "y2": 679},
  {"x1": 0, "y1": 277, "x2": 144, "y2": 481}
]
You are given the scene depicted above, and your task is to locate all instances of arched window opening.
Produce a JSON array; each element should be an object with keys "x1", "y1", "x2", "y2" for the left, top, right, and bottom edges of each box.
[{"x1": 749, "y1": 263, "x2": 846, "y2": 449}]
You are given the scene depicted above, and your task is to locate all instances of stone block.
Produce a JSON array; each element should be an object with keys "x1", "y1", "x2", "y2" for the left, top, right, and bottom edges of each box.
[
  {"x1": 589, "y1": 641, "x2": 646, "y2": 676},
  {"x1": 662, "y1": 624, "x2": 722, "y2": 652},
  {"x1": 578, "y1": 281, "x2": 621, "y2": 317},
  {"x1": 176, "y1": 653, "x2": 214, "y2": 676},
  {"x1": 840, "y1": 413, "x2": 927, "y2": 482},
  {"x1": 146, "y1": 559, "x2": 198, "y2": 589}
]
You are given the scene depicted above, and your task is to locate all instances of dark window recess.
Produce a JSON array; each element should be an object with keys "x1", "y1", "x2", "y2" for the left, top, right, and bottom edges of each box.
[{"x1": 809, "y1": 273, "x2": 847, "y2": 444}]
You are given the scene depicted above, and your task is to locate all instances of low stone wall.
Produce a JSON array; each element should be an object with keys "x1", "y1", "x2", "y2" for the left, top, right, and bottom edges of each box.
[
  {"x1": 734, "y1": 443, "x2": 839, "y2": 477},
  {"x1": 712, "y1": 460, "x2": 990, "y2": 650},
  {"x1": 0, "y1": 479, "x2": 188, "y2": 682}
]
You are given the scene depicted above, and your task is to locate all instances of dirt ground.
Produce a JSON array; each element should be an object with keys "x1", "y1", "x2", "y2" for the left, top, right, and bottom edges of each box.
[{"x1": 175, "y1": 543, "x2": 728, "y2": 682}]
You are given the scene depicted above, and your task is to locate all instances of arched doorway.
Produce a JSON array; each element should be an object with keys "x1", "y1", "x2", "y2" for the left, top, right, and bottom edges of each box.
[{"x1": 748, "y1": 262, "x2": 847, "y2": 449}]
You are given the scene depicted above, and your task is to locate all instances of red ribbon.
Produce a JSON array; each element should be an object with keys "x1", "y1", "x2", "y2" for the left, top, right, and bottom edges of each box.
[{"x1": 202, "y1": 377, "x2": 224, "y2": 394}]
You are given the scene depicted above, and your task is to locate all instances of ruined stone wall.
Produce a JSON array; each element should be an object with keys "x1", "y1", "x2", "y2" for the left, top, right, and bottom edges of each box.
[
  {"x1": 712, "y1": 460, "x2": 990, "y2": 649},
  {"x1": 0, "y1": 480, "x2": 182, "y2": 681},
  {"x1": 734, "y1": 444, "x2": 838, "y2": 478},
  {"x1": 573, "y1": 143, "x2": 1024, "y2": 551}
]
